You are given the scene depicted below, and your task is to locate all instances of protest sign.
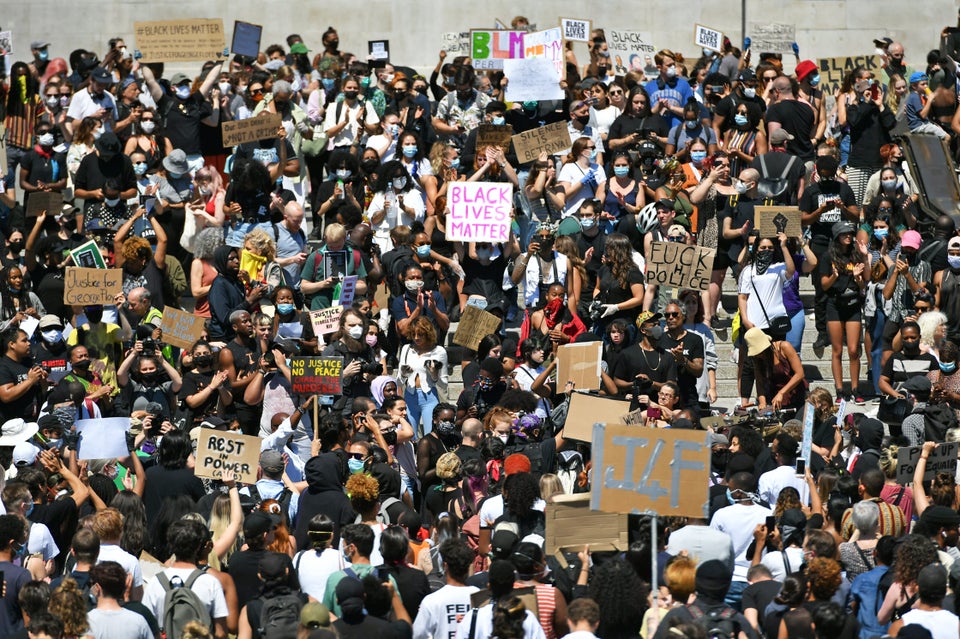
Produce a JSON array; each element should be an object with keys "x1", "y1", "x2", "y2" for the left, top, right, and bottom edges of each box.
[
  {"x1": 76, "y1": 417, "x2": 130, "y2": 460},
  {"x1": 694, "y1": 25, "x2": 724, "y2": 52},
  {"x1": 368, "y1": 40, "x2": 390, "y2": 62},
  {"x1": 523, "y1": 28, "x2": 564, "y2": 77},
  {"x1": 0, "y1": 32, "x2": 11, "y2": 56},
  {"x1": 801, "y1": 402, "x2": 814, "y2": 465},
  {"x1": 476, "y1": 124, "x2": 514, "y2": 154},
  {"x1": 607, "y1": 30, "x2": 656, "y2": 76},
  {"x1": 134, "y1": 19, "x2": 226, "y2": 62},
  {"x1": 453, "y1": 305, "x2": 502, "y2": 351},
  {"x1": 309, "y1": 306, "x2": 343, "y2": 336},
  {"x1": 441, "y1": 32, "x2": 471, "y2": 55},
  {"x1": 195, "y1": 428, "x2": 260, "y2": 484},
  {"x1": 161, "y1": 306, "x2": 206, "y2": 350},
  {"x1": 504, "y1": 58, "x2": 564, "y2": 102},
  {"x1": 290, "y1": 357, "x2": 344, "y2": 395},
  {"x1": 336, "y1": 275, "x2": 358, "y2": 308},
  {"x1": 446, "y1": 182, "x2": 512, "y2": 243},
  {"x1": 896, "y1": 442, "x2": 959, "y2": 484},
  {"x1": 231, "y1": 21, "x2": 262, "y2": 59},
  {"x1": 545, "y1": 494, "x2": 629, "y2": 555},
  {"x1": 564, "y1": 393, "x2": 632, "y2": 443},
  {"x1": 818, "y1": 55, "x2": 882, "y2": 97},
  {"x1": 591, "y1": 424, "x2": 710, "y2": 517},
  {"x1": 645, "y1": 242, "x2": 715, "y2": 291},
  {"x1": 512, "y1": 121, "x2": 573, "y2": 164},
  {"x1": 63, "y1": 268, "x2": 121, "y2": 305},
  {"x1": 560, "y1": 18, "x2": 591, "y2": 43},
  {"x1": 748, "y1": 23, "x2": 796, "y2": 54},
  {"x1": 471, "y1": 30, "x2": 525, "y2": 70},
  {"x1": 556, "y1": 342, "x2": 602, "y2": 391},
  {"x1": 69, "y1": 240, "x2": 106, "y2": 269},
  {"x1": 221, "y1": 113, "x2": 282, "y2": 147},
  {"x1": 621, "y1": 408, "x2": 646, "y2": 425},
  {"x1": 754, "y1": 206, "x2": 803, "y2": 238},
  {"x1": 25, "y1": 191, "x2": 64, "y2": 218}
]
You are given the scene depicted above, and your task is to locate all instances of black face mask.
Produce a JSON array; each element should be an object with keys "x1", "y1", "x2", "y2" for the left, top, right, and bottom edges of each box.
[
  {"x1": 8, "y1": 241, "x2": 23, "y2": 253},
  {"x1": 343, "y1": 91, "x2": 358, "y2": 100},
  {"x1": 903, "y1": 341, "x2": 921, "y2": 356},
  {"x1": 575, "y1": 114, "x2": 590, "y2": 126},
  {"x1": 72, "y1": 359, "x2": 90, "y2": 371},
  {"x1": 361, "y1": 158, "x2": 379, "y2": 173},
  {"x1": 141, "y1": 372, "x2": 159, "y2": 385},
  {"x1": 382, "y1": 429, "x2": 397, "y2": 446},
  {"x1": 328, "y1": 40, "x2": 340, "y2": 50},
  {"x1": 194, "y1": 354, "x2": 213, "y2": 368},
  {"x1": 711, "y1": 448, "x2": 730, "y2": 474}
]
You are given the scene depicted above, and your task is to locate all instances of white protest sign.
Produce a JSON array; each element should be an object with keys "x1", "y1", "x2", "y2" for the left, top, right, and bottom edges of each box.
[
  {"x1": 523, "y1": 28, "x2": 564, "y2": 77},
  {"x1": 446, "y1": 182, "x2": 513, "y2": 243},
  {"x1": 695, "y1": 25, "x2": 724, "y2": 52},
  {"x1": 76, "y1": 417, "x2": 130, "y2": 460},
  {"x1": 441, "y1": 32, "x2": 471, "y2": 55},
  {"x1": 504, "y1": 58, "x2": 564, "y2": 102},
  {"x1": 336, "y1": 275, "x2": 359, "y2": 308},
  {"x1": 749, "y1": 23, "x2": 796, "y2": 54},
  {"x1": 801, "y1": 402, "x2": 814, "y2": 465},
  {"x1": 607, "y1": 30, "x2": 656, "y2": 76},
  {"x1": 561, "y1": 18, "x2": 591, "y2": 43}
]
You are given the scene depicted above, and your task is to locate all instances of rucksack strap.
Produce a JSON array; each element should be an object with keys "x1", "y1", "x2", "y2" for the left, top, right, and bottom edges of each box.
[
  {"x1": 183, "y1": 568, "x2": 206, "y2": 590},
  {"x1": 893, "y1": 485, "x2": 906, "y2": 507},
  {"x1": 759, "y1": 153, "x2": 770, "y2": 178},
  {"x1": 780, "y1": 155, "x2": 796, "y2": 180},
  {"x1": 468, "y1": 608, "x2": 480, "y2": 639}
]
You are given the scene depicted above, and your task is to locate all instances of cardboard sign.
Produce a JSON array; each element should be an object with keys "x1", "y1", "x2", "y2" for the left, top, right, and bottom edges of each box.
[
  {"x1": 556, "y1": 342, "x2": 602, "y2": 391},
  {"x1": 221, "y1": 113, "x2": 282, "y2": 147},
  {"x1": 25, "y1": 191, "x2": 64, "y2": 218},
  {"x1": 523, "y1": 28, "x2": 564, "y2": 77},
  {"x1": 76, "y1": 417, "x2": 130, "y2": 460},
  {"x1": 471, "y1": 30, "x2": 525, "y2": 70},
  {"x1": 545, "y1": 494, "x2": 629, "y2": 555},
  {"x1": 754, "y1": 206, "x2": 803, "y2": 238},
  {"x1": 231, "y1": 21, "x2": 262, "y2": 59},
  {"x1": 512, "y1": 121, "x2": 573, "y2": 164},
  {"x1": 290, "y1": 356, "x2": 344, "y2": 395},
  {"x1": 896, "y1": 442, "x2": 959, "y2": 484},
  {"x1": 134, "y1": 19, "x2": 226, "y2": 62},
  {"x1": 645, "y1": 242, "x2": 716, "y2": 291},
  {"x1": 564, "y1": 392, "x2": 632, "y2": 443},
  {"x1": 368, "y1": 40, "x2": 390, "y2": 62},
  {"x1": 476, "y1": 124, "x2": 513, "y2": 155},
  {"x1": 195, "y1": 428, "x2": 260, "y2": 484},
  {"x1": 817, "y1": 55, "x2": 882, "y2": 97},
  {"x1": 591, "y1": 424, "x2": 710, "y2": 517},
  {"x1": 695, "y1": 25, "x2": 724, "y2": 52},
  {"x1": 560, "y1": 18, "x2": 591, "y2": 43},
  {"x1": 69, "y1": 240, "x2": 106, "y2": 269},
  {"x1": 748, "y1": 23, "x2": 796, "y2": 54},
  {"x1": 607, "y1": 30, "x2": 656, "y2": 76},
  {"x1": 63, "y1": 268, "x2": 122, "y2": 305},
  {"x1": 504, "y1": 58, "x2": 564, "y2": 102},
  {"x1": 621, "y1": 408, "x2": 646, "y2": 425},
  {"x1": 160, "y1": 306, "x2": 206, "y2": 350},
  {"x1": 336, "y1": 275, "x2": 358, "y2": 308},
  {"x1": 446, "y1": 182, "x2": 513, "y2": 243},
  {"x1": 452, "y1": 305, "x2": 502, "y2": 351},
  {"x1": 441, "y1": 31, "x2": 471, "y2": 55},
  {"x1": 309, "y1": 306, "x2": 343, "y2": 336}
]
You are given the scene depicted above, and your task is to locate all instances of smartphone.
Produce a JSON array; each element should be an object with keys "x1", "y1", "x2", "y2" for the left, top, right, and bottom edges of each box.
[
  {"x1": 647, "y1": 407, "x2": 661, "y2": 420},
  {"x1": 795, "y1": 459, "x2": 806, "y2": 476},
  {"x1": 765, "y1": 515, "x2": 776, "y2": 531},
  {"x1": 139, "y1": 194, "x2": 150, "y2": 205},
  {"x1": 871, "y1": 84, "x2": 881, "y2": 101}
]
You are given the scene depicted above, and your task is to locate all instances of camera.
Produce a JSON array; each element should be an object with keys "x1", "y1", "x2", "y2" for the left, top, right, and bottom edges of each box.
[
  {"x1": 360, "y1": 360, "x2": 382, "y2": 375},
  {"x1": 263, "y1": 351, "x2": 276, "y2": 368},
  {"x1": 141, "y1": 338, "x2": 158, "y2": 354},
  {"x1": 587, "y1": 300, "x2": 605, "y2": 323},
  {"x1": 633, "y1": 377, "x2": 653, "y2": 398},
  {"x1": 144, "y1": 402, "x2": 165, "y2": 428}
]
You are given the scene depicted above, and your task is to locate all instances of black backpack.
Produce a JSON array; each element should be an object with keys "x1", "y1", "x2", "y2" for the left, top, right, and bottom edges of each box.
[
  {"x1": 756, "y1": 153, "x2": 797, "y2": 199},
  {"x1": 686, "y1": 602, "x2": 740, "y2": 639},
  {"x1": 919, "y1": 402, "x2": 960, "y2": 442},
  {"x1": 505, "y1": 441, "x2": 544, "y2": 477},
  {"x1": 247, "y1": 592, "x2": 303, "y2": 639}
]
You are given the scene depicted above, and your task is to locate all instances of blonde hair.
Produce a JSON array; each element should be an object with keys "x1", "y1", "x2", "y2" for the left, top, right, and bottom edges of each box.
[
  {"x1": 181, "y1": 621, "x2": 214, "y2": 639},
  {"x1": 880, "y1": 446, "x2": 899, "y2": 479},
  {"x1": 121, "y1": 236, "x2": 151, "y2": 263},
  {"x1": 244, "y1": 227, "x2": 277, "y2": 261},
  {"x1": 539, "y1": 473, "x2": 564, "y2": 503},
  {"x1": 49, "y1": 578, "x2": 90, "y2": 636},
  {"x1": 208, "y1": 492, "x2": 236, "y2": 570},
  {"x1": 430, "y1": 142, "x2": 454, "y2": 175},
  {"x1": 325, "y1": 222, "x2": 346, "y2": 244}
]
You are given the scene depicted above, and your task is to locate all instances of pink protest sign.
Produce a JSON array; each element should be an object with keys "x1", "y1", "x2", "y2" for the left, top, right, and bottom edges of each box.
[{"x1": 445, "y1": 182, "x2": 513, "y2": 243}]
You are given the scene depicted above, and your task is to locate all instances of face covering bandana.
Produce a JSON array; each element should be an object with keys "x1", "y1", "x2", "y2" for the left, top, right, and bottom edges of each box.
[
  {"x1": 755, "y1": 249, "x2": 775, "y2": 274},
  {"x1": 239, "y1": 249, "x2": 267, "y2": 282},
  {"x1": 347, "y1": 325, "x2": 364, "y2": 339}
]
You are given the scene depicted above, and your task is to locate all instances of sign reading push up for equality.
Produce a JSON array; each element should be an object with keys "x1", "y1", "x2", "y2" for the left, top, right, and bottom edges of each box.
[
  {"x1": 134, "y1": 19, "x2": 226, "y2": 62},
  {"x1": 645, "y1": 242, "x2": 715, "y2": 291},
  {"x1": 446, "y1": 182, "x2": 513, "y2": 243}
]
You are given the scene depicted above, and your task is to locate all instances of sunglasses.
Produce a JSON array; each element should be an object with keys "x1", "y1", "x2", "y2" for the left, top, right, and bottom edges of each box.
[
  {"x1": 250, "y1": 88, "x2": 264, "y2": 94},
  {"x1": 585, "y1": 146, "x2": 596, "y2": 150},
  {"x1": 664, "y1": 312, "x2": 682, "y2": 318},
  {"x1": 348, "y1": 452, "x2": 366, "y2": 461}
]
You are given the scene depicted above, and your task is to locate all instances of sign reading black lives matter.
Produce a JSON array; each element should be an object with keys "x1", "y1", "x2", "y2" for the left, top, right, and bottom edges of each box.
[{"x1": 645, "y1": 242, "x2": 715, "y2": 291}]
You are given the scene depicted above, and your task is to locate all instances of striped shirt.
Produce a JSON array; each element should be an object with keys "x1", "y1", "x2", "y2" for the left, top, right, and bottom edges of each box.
[
  {"x1": 4, "y1": 95, "x2": 45, "y2": 149},
  {"x1": 840, "y1": 497, "x2": 907, "y2": 540}
]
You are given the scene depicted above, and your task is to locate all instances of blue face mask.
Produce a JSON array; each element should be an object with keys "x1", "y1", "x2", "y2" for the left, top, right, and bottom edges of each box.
[
  {"x1": 24, "y1": 502, "x2": 34, "y2": 518},
  {"x1": 134, "y1": 162, "x2": 148, "y2": 176},
  {"x1": 614, "y1": 165, "x2": 630, "y2": 177},
  {"x1": 321, "y1": 78, "x2": 335, "y2": 91},
  {"x1": 450, "y1": 158, "x2": 460, "y2": 170},
  {"x1": 37, "y1": 50, "x2": 49, "y2": 62},
  {"x1": 348, "y1": 458, "x2": 365, "y2": 474},
  {"x1": 580, "y1": 218, "x2": 596, "y2": 230},
  {"x1": 491, "y1": 116, "x2": 506, "y2": 126},
  {"x1": 725, "y1": 488, "x2": 736, "y2": 505},
  {"x1": 169, "y1": 171, "x2": 184, "y2": 180},
  {"x1": 416, "y1": 244, "x2": 432, "y2": 258},
  {"x1": 277, "y1": 303, "x2": 295, "y2": 315},
  {"x1": 690, "y1": 151, "x2": 707, "y2": 164},
  {"x1": 176, "y1": 85, "x2": 191, "y2": 100},
  {"x1": 684, "y1": 120, "x2": 698, "y2": 130},
  {"x1": 942, "y1": 361, "x2": 958, "y2": 374},
  {"x1": 809, "y1": 74, "x2": 821, "y2": 87},
  {"x1": 873, "y1": 228, "x2": 889, "y2": 240},
  {"x1": 734, "y1": 114, "x2": 748, "y2": 126},
  {"x1": 402, "y1": 145, "x2": 418, "y2": 158},
  {"x1": 589, "y1": 147, "x2": 598, "y2": 160}
]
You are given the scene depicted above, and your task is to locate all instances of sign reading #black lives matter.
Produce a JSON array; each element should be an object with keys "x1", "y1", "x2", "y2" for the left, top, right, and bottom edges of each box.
[{"x1": 134, "y1": 19, "x2": 225, "y2": 62}]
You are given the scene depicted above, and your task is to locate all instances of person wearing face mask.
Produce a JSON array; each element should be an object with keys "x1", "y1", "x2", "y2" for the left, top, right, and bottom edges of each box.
[
  {"x1": 927, "y1": 340, "x2": 960, "y2": 421},
  {"x1": 596, "y1": 151, "x2": 643, "y2": 232},
  {"x1": 301, "y1": 223, "x2": 367, "y2": 310},
  {"x1": 665, "y1": 99, "x2": 718, "y2": 162},
  {"x1": 178, "y1": 340, "x2": 232, "y2": 426},
  {"x1": 611, "y1": 311, "x2": 677, "y2": 405},
  {"x1": 83, "y1": 178, "x2": 130, "y2": 236},
  {"x1": 460, "y1": 101, "x2": 519, "y2": 169},
  {"x1": 56, "y1": 344, "x2": 114, "y2": 415},
  {"x1": 512, "y1": 223, "x2": 569, "y2": 312},
  {"x1": 367, "y1": 161, "x2": 426, "y2": 255},
  {"x1": 432, "y1": 66, "x2": 491, "y2": 144},
  {"x1": 113, "y1": 76, "x2": 145, "y2": 145},
  {"x1": 396, "y1": 314, "x2": 448, "y2": 435},
  {"x1": 252, "y1": 80, "x2": 311, "y2": 199},
  {"x1": 843, "y1": 75, "x2": 897, "y2": 207},
  {"x1": 459, "y1": 232, "x2": 520, "y2": 320},
  {"x1": 643, "y1": 50, "x2": 696, "y2": 129},
  {"x1": 881, "y1": 230, "x2": 931, "y2": 365},
  {"x1": 18, "y1": 123, "x2": 67, "y2": 211},
  {"x1": 794, "y1": 60, "x2": 827, "y2": 147},
  {"x1": 879, "y1": 321, "x2": 938, "y2": 402},
  {"x1": 455, "y1": 357, "x2": 507, "y2": 426},
  {"x1": 388, "y1": 73, "x2": 432, "y2": 145},
  {"x1": 122, "y1": 107, "x2": 172, "y2": 174},
  {"x1": 65, "y1": 66, "x2": 119, "y2": 141},
  {"x1": 565, "y1": 99, "x2": 605, "y2": 164},
  {"x1": 711, "y1": 68, "x2": 766, "y2": 145},
  {"x1": 324, "y1": 75, "x2": 381, "y2": 150},
  {"x1": 314, "y1": 150, "x2": 365, "y2": 228},
  {"x1": 935, "y1": 237, "x2": 960, "y2": 346},
  {"x1": 74, "y1": 133, "x2": 137, "y2": 220},
  {"x1": 557, "y1": 137, "x2": 607, "y2": 217},
  {"x1": 0, "y1": 264, "x2": 44, "y2": 332},
  {"x1": 322, "y1": 309, "x2": 379, "y2": 415},
  {"x1": 1, "y1": 230, "x2": 26, "y2": 271},
  {"x1": 419, "y1": 408, "x2": 462, "y2": 513},
  {"x1": 116, "y1": 344, "x2": 182, "y2": 417}
]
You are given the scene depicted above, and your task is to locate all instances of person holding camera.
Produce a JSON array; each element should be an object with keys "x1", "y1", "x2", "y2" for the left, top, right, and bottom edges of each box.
[
  {"x1": 116, "y1": 338, "x2": 182, "y2": 417},
  {"x1": 0, "y1": 326, "x2": 48, "y2": 422},
  {"x1": 612, "y1": 311, "x2": 677, "y2": 406},
  {"x1": 178, "y1": 340, "x2": 232, "y2": 427},
  {"x1": 397, "y1": 316, "x2": 448, "y2": 437},
  {"x1": 322, "y1": 309, "x2": 381, "y2": 415}
]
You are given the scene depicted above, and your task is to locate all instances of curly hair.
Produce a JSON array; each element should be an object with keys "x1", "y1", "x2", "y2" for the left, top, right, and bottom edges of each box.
[
  {"x1": 893, "y1": 534, "x2": 940, "y2": 585},
  {"x1": 603, "y1": 233, "x2": 635, "y2": 289},
  {"x1": 346, "y1": 473, "x2": 380, "y2": 514},
  {"x1": 121, "y1": 236, "x2": 151, "y2": 263},
  {"x1": 244, "y1": 227, "x2": 277, "y2": 261},
  {"x1": 405, "y1": 315, "x2": 437, "y2": 348},
  {"x1": 429, "y1": 142, "x2": 455, "y2": 175},
  {"x1": 588, "y1": 557, "x2": 646, "y2": 639},
  {"x1": 193, "y1": 226, "x2": 225, "y2": 260},
  {"x1": 930, "y1": 472, "x2": 956, "y2": 508},
  {"x1": 49, "y1": 578, "x2": 90, "y2": 636},
  {"x1": 504, "y1": 472, "x2": 540, "y2": 518},
  {"x1": 879, "y1": 446, "x2": 899, "y2": 479},
  {"x1": 806, "y1": 557, "x2": 842, "y2": 601},
  {"x1": 492, "y1": 596, "x2": 527, "y2": 639},
  {"x1": 774, "y1": 486, "x2": 803, "y2": 518}
]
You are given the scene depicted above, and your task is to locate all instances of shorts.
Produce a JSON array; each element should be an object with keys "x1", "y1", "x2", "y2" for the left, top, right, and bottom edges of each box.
[{"x1": 825, "y1": 297, "x2": 862, "y2": 323}]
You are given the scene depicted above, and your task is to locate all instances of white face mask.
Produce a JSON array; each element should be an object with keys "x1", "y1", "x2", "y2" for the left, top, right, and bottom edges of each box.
[
  {"x1": 405, "y1": 279, "x2": 424, "y2": 292},
  {"x1": 347, "y1": 325, "x2": 364, "y2": 339},
  {"x1": 734, "y1": 180, "x2": 750, "y2": 194},
  {"x1": 140, "y1": 121, "x2": 155, "y2": 134},
  {"x1": 218, "y1": 81, "x2": 231, "y2": 95},
  {"x1": 742, "y1": 87, "x2": 756, "y2": 99},
  {"x1": 37, "y1": 133, "x2": 54, "y2": 147}
]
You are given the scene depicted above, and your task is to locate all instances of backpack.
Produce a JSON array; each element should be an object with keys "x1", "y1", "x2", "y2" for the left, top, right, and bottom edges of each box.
[
  {"x1": 555, "y1": 450, "x2": 586, "y2": 495},
  {"x1": 158, "y1": 569, "x2": 213, "y2": 639},
  {"x1": 686, "y1": 602, "x2": 740, "y2": 639},
  {"x1": 377, "y1": 496, "x2": 404, "y2": 524},
  {"x1": 505, "y1": 441, "x2": 544, "y2": 477},
  {"x1": 756, "y1": 153, "x2": 797, "y2": 199},
  {"x1": 919, "y1": 402, "x2": 960, "y2": 442},
  {"x1": 248, "y1": 592, "x2": 303, "y2": 639},
  {"x1": 248, "y1": 485, "x2": 295, "y2": 527}
]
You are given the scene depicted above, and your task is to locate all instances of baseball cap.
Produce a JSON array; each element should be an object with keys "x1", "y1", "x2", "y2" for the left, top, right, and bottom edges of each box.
[
  {"x1": 38, "y1": 314, "x2": 64, "y2": 330},
  {"x1": 832, "y1": 221, "x2": 856, "y2": 239},
  {"x1": 12, "y1": 442, "x2": 40, "y2": 467},
  {"x1": 901, "y1": 230, "x2": 922, "y2": 250},
  {"x1": 90, "y1": 67, "x2": 114, "y2": 85},
  {"x1": 769, "y1": 129, "x2": 794, "y2": 145},
  {"x1": 170, "y1": 72, "x2": 192, "y2": 86},
  {"x1": 738, "y1": 68, "x2": 756, "y2": 82},
  {"x1": 909, "y1": 71, "x2": 929, "y2": 84},
  {"x1": 259, "y1": 450, "x2": 284, "y2": 473},
  {"x1": 490, "y1": 529, "x2": 519, "y2": 557},
  {"x1": 243, "y1": 510, "x2": 280, "y2": 538},
  {"x1": 290, "y1": 42, "x2": 310, "y2": 55},
  {"x1": 300, "y1": 603, "x2": 331, "y2": 629},
  {"x1": 31, "y1": 41, "x2": 51, "y2": 50}
]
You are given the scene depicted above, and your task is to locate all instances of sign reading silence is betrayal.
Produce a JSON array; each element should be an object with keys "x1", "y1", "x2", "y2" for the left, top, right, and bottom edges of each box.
[
  {"x1": 645, "y1": 242, "x2": 715, "y2": 291},
  {"x1": 445, "y1": 182, "x2": 513, "y2": 243},
  {"x1": 290, "y1": 357, "x2": 344, "y2": 395}
]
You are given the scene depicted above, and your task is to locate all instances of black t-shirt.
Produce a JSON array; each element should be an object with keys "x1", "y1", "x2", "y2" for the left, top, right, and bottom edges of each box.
[
  {"x1": 799, "y1": 180, "x2": 857, "y2": 247},
  {"x1": 658, "y1": 330, "x2": 706, "y2": 409},
  {"x1": 379, "y1": 563, "x2": 431, "y2": 620},
  {"x1": 74, "y1": 154, "x2": 136, "y2": 212},
  {"x1": 159, "y1": 92, "x2": 213, "y2": 155},
  {"x1": 235, "y1": 138, "x2": 298, "y2": 168},
  {"x1": 30, "y1": 340, "x2": 69, "y2": 379},
  {"x1": 31, "y1": 496, "x2": 79, "y2": 568},
  {"x1": 749, "y1": 151, "x2": 805, "y2": 205},
  {"x1": 455, "y1": 444, "x2": 483, "y2": 466},
  {"x1": 178, "y1": 369, "x2": 219, "y2": 419},
  {"x1": 20, "y1": 149, "x2": 67, "y2": 203},
  {"x1": 228, "y1": 549, "x2": 299, "y2": 608},
  {"x1": 0, "y1": 356, "x2": 38, "y2": 422},
  {"x1": 719, "y1": 196, "x2": 757, "y2": 264},
  {"x1": 333, "y1": 615, "x2": 401, "y2": 639},
  {"x1": 765, "y1": 100, "x2": 816, "y2": 161},
  {"x1": 817, "y1": 257, "x2": 860, "y2": 300},
  {"x1": 742, "y1": 579, "x2": 782, "y2": 616},
  {"x1": 225, "y1": 339, "x2": 260, "y2": 406},
  {"x1": 608, "y1": 113, "x2": 671, "y2": 147},
  {"x1": 612, "y1": 344, "x2": 678, "y2": 393},
  {"x1": 456, "y1": 385, "x2": 507, "y2": 419},
  {"x1": 142, "y1": 466, "x2": 206, "y2": 526},
  {"x1": 597, "y1": 264, "x2": 644, "y2": 323}
]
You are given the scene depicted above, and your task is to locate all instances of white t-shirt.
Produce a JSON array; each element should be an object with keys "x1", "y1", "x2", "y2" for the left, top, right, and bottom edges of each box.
[
  {"x1": 367, "y1": 189, "x2": 426, "y2": 253},
  {"x1": 324, "y1": 99, "x2": 380, "y2": 148},
  {"x1": 455, "y1": 605, "x2": 546, "y2": 639},
  {"x1": 758, "y1": 465, "x2": 810, "y2": 508},
  {"x1": 413, "y1": 584, "x2": 480, "y2": 639},
  {"x1": 87, "y1": 607, "x2": 153, "y2": 639},
  {"x1": 738, "y1": 264, "x2": 788, "y2": 329},
  {"x1": 558, "y1": 161, "x2": 607, "y2": 216},
  {"x1": 27, "y1": 522, "x2": 59, "y2": 561},
  {"x1": 143, "y1": 567, "x2": 229, "y2": 627},
  {"x1": 478, "y1": 495, "x2": 547, "y2": 529},
  {"x1": 295, "y1": 547, "x2": 348, "y2": 601},
  {"x1": 710, "y1": 502, "x2": 772, "y2": 581},
  {"x1": 899, "y1": 608, "x2": 960, "y2": 639},
  {"x1": 760, "y1": 546, "x2": 805, "y2": 582},
  {"x1": 67, "y1": 88, "x2": 119, "y2": 130},
  {"x1": 97, "y1": 543, "x2": 144, "y2": 587}
]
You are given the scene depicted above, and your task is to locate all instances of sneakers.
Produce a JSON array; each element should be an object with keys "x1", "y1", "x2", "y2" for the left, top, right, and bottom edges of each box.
[
  {"x1": 813, "y1": 333, "x2": 830, "y2": 349},
  {"x1": 835, "y1": 394, "x2": 844, "y2": 405},
  {"x1": 854, "y1": 396, "x2": 865, "y2": 405}
]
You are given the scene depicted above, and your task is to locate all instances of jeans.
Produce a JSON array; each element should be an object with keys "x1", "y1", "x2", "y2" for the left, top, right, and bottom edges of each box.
[
  {"x1": 869, "y1": 305, "x2": 887, "y2": 396},
  {"x1": 724, "y1": 579, "x2": 749, "y2": 611},
  {"x1": 4, "y1": 145, "x2": 28, "y2": 187},
  {"x1": 786, "y1": 308, "x2": 806, "y2": 353},
  {"x1": 405, "y1": 387, "x2": 439, "y2": 437}
]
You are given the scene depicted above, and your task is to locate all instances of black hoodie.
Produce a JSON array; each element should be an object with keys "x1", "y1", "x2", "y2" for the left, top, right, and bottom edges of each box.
[
  {"x1": 293, "y1": 452, "x2": 356, "y2": 550},
  {"x1": 852, "y1": 418, "x2": 884, "y2": 481}
]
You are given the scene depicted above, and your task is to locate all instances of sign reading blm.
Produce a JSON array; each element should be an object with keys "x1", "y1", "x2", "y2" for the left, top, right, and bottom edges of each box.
[
  {"x1": 134, "y1": 19, "x2": 226, "y2": 62},
  {"x1": 645, "y1": 242, "x2": 715, "y2": 291}
]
